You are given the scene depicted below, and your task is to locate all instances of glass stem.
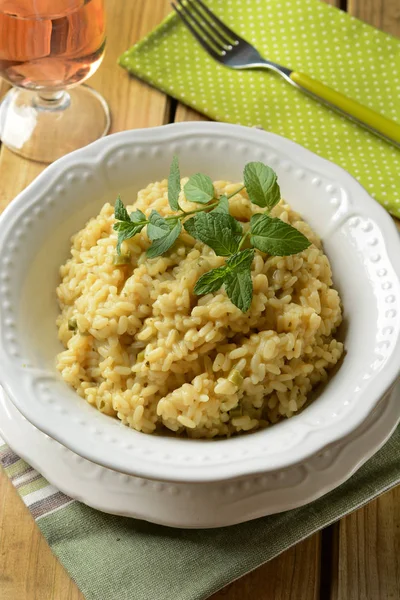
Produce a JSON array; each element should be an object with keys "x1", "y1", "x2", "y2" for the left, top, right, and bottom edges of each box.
[{"x1": 34, "y1": 90, "x2": 70, "y2": 112}]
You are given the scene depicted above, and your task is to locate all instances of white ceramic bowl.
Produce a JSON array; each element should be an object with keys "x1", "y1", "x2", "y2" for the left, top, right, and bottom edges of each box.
[{"x1": 0, "y1": 122, "x2": 399, "y2": 483}]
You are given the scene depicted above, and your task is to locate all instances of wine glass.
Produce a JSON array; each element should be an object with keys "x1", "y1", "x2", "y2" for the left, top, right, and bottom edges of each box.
[{"x1": 0, "y1": 0, "x2": 110, "y2": 163}]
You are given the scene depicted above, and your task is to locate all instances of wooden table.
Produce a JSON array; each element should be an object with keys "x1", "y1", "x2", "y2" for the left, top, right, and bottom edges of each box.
[{"x1": 0, "y1": 1, "x2": 399, "y2": 598}]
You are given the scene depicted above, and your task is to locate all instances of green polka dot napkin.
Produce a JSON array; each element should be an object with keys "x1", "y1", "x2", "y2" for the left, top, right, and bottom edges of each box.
[{"x1": 119, "y1": 0, "x2": 400, "y2": 218}]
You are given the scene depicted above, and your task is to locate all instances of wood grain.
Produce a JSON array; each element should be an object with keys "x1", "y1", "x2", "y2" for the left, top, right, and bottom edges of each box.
[
  {"x1": 210, "y1": 535, "x2": 321, "y2": 600},
  {"x1": 348, "y1": 0, "x2": 400, "y2": 36},
  {"x1": 175, "y1": 103, "x2": 209, "y2": 123},
  {"x1": 0, "y1": 472, "x2": 84, "y2": 600},
  {"x1": 332, "y1": 487, "x2": 400, "y2": 600}
]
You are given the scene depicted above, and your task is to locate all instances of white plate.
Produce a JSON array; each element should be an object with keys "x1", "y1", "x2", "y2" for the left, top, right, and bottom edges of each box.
[
  {"x1": 0, "y1": 382, "x2": 399, "y2": 529},
  {"x1": 0, "y1": 122, "x2": 399, "y2": 482}
]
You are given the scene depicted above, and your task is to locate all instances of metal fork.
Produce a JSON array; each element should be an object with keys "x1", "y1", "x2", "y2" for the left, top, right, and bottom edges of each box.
[{"x1": 171, "y1": 0, "x2": 400, "y2": 149}]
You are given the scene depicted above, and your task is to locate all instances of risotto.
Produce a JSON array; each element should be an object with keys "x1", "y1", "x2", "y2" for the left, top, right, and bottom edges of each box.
[{"x1": 56, "y1": 178, "x2": 344, "y2": 438}]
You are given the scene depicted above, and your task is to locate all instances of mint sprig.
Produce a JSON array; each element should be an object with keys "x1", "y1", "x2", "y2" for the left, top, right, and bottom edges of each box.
[{"x1": 113, "y1": 157, "x2": 311, "y2": 312}]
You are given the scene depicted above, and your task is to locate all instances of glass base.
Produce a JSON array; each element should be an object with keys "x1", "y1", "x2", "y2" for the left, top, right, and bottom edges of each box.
[{"x1": 0, "y1": 85, "x2": 111, "y2": 164}]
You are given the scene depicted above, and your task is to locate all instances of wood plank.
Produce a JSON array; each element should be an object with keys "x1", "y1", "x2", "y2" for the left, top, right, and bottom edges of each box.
[
  {"x1": 89, "y1": 0, "x2": 172, "y2": 135},
  {"x1": 175, "y1": 104, "x2": 209, "y2": 122},
  {"x1": 0, "y1": 2, "x2": 171, "y2": 600},
  {"x1": 348, "y1": 0, "x2": 400, "y2": 36},
  {"x1": 333, "y1": 487, "x2": 400, "y2": 600},
  {"x1": 0, "y1": 470, "x2": 83, "y2": 600},
  {"x1": 330, "y1": 4, "x2": 400, "y2": 599},
  {"x1": 0, "y1": 155, "x2": 44, "y2": 213},
  {"x1": 210, "y1": 535, "x2": 321, "y2": 600}
]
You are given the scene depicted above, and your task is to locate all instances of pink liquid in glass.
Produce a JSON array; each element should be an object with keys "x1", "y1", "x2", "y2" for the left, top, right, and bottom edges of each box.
[{"x1": 0, "y1": 0, "x2": 106, "y2": 90}]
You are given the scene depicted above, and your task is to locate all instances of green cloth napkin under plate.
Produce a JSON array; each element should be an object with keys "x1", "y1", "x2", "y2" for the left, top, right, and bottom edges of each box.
[
  {"x1": 119, "y1": 0, "x2": 400, "y2": 218},
  {"x1": 1, "y1": 427, "x2": 400, "y2": 600}
]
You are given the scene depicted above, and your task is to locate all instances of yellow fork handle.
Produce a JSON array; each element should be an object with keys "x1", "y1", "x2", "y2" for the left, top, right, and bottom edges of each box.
[{"x1": 290, "y1": 71, "x2": 400, "y2": 147}]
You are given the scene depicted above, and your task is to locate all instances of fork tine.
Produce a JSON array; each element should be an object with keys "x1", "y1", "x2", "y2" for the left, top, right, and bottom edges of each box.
[
  {"x1": 171, "y1": 3, "x2": 221, "y2": 60},
  {"x1": 175, "y1": 0, "x2": 226, "y2": 53},
  {"x1": 185, "y1": 0, "x2": 234, "y2": 48},
  {"x1": 192, "y1": 0, "x2": 241, "y2": 44}
]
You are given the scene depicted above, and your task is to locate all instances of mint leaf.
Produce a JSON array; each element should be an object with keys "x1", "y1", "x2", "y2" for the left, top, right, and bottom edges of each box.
[
  {"x1": 114, "y1": 221, "x2": 145, "y2": 253},
  {"x1": 244, "y1": 162, "x2": 281, "y2": 210},
  {"x1": 115, "y1": 196, "x2": 130, "y2": 222},
  {"x1": 184, "y1": 173, "x2": 215, "y2": 204},
  {"x1": 186, "y1": 212, "x2": 242, "y2": 256},
  {"x1": 250, "y1": 214, "x2": 311, "y2": 256},
  {"x1": 211, "y1": 195, "x2": 229, "y2": 214},
  {"x1": 147, "y1": 210, "x2": 171, "y2": 241},
  {"x1": 224, "y1": 249, "x2": 255, "y2": 312},
  {"x1": 146, "y1": 220, "x2": 182, "y2": 258},
  {"x1": 225, "y1": 269, "x2": 253, "y2": 313},
  {"x1": 130, "y1": 209, "x2": 146, "y2": 224},
  {"x1": 168, "y1": 155, "x2": 181, "y2": 211},
  {"x1": 226, "y1": 248, "x2": 255, "y2": 272},
  {"x1": 183, "y1": 216, "x2": 198, "y2": 238},
  {"x1": 194, "y1": 266, "x2": 228, "y2": 295}
]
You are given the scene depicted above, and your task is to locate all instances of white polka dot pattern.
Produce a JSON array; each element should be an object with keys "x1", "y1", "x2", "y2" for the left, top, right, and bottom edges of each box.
[{"x1": 119, "y1": 0, "x2": 400, "y2": 217}]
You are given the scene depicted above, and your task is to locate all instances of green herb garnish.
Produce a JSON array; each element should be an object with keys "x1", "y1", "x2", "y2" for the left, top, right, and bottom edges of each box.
[
  {"x1": 167, "y1": 155, "x2": 181, "y2": 211},
  {"x1": 243, "y1": 162, "x2": 280, "y2": 210},
  {"x1": 228, "y1": 369, "x2": 244, "y2": 387},
  {"x1": 146, "y1": 220, "x2": 182, "y2": 259},
  {"x1": 68, "y1": 318, "x2": 78, "y2": 332},
  {"x1": 250, "y1": 214, "x2": 310, "y2": 256},
  {"x1": 114, "y1": 196, "x2": 147, "y2": 254},
  {"x1": 184, "y1": 173, "x2": 215, "y2": 204},
  {"x1": 113, "y1": 251, "x2": 131, "y2": 265},
  {"x1": 113, "y1": 158, "x2": 311, "y2": 312},
  {"x1": 147, "y1": 210, "x2": 172, "y2": 240},
  {"x1": 195, "y1": 248, "x2": 255, "y2": 313},
  {"x1": 211, "y1": 195, "x2": 229, "y2": 214},
  {"x1": 184, "y1": 212, "x2": 242, "y2": 256}
]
